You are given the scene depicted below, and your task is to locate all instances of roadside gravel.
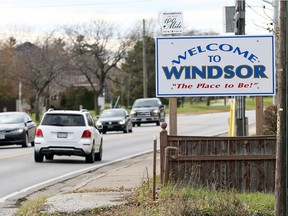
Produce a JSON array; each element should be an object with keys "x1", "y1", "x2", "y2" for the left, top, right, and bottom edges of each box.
[{"x1": 0, "y1": 152, "x2": 159, "y2": 215}]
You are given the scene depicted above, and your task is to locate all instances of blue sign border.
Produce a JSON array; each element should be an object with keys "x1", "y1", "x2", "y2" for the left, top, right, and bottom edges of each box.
[{"x1": 155, "y1": 35, "x2": 275, "y2": 97}]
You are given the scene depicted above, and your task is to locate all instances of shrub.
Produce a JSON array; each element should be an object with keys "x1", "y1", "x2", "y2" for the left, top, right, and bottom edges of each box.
[{"x1": 263, "y1": 105, "x2": 277, "y2": 135}]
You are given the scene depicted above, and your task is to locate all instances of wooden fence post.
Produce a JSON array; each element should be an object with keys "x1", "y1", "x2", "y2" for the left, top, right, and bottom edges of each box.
[{"x1": 160, "y1": 122, "x2": 168, "y2": 184}]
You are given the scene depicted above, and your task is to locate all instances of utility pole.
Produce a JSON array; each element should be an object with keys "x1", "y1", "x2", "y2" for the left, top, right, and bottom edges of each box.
[
  {"x1": 18, "y1": 81, "x2": 22, "y2": 112},
  {"x1": 273, "y1": 0, "x2": 279, "y2": 105},
  {"x1": 275, "y1": 1, "x2": 286, "y2": 215},
  {"x1": 260, "y1": 0, "x2": 279, "y2": 136},
  {"x1": 234, "y1": 0, "x2": 246, "y2": 136},
  {"x1": 264, "y1": 0, "x2": 279, "y2": 105},
  {"x1": 142, "y1": 19, "x2": 147, "y2": 98}
]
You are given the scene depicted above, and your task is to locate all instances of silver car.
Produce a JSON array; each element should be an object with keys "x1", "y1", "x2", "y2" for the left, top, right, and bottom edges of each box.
[{"x1": 130, "y1": 98, "x2": 166, "y2": 127}]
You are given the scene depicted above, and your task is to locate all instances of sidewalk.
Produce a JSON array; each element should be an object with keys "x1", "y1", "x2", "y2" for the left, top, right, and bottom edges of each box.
[
  {"x1": 45, "y1": 152, "x2": 160, "y2": 214},
  {"x1": 1, "y1": 152, "x2": 160, "y2": 215}
]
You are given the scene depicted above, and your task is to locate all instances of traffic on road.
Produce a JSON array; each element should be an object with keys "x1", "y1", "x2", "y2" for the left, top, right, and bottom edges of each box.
[{"x1": 0, "y1": 110, "x2": 256, "y2": 205}]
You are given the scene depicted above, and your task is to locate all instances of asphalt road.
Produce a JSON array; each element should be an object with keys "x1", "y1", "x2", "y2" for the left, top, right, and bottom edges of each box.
[{"x1": 0, "y1": 111, "x2": 256, "y2": 204}]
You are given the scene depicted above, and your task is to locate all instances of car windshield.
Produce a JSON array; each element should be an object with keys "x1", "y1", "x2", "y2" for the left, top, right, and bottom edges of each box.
[
  {"x1": 0, "y1": 114, "x2": 24, "y2": 124},
  {"x1": 133, "y1": 99, "x2": 160, "y2": 108},
  {"x1": 101, "y1": 110, "x2": 126, "y2": 118},
  {"x1": 41, "y1": 114, "x2": 85, "y2": 126}
]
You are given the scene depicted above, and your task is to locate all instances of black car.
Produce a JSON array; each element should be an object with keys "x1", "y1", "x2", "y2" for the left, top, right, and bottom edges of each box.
[
  {"x1": 0, "y1": 112, "x2": 36, "y2": 147},
  {"x1": 96, "y1": 108, "x2": 133, "y2": 134},
  {"x1": 130, "y1": 98, "x2": 166, "y2": 127}
]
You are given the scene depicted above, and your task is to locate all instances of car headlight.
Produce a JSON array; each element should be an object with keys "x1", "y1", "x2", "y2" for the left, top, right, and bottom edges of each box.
[
  {"x1": 96, "y1": 121, "x2": 102, "y2": 126},
  {"x1": 119, "y1": 119, "x2": 125, "y2": 124},
  {"x1": 10, "y1": 128, "x2": 24, "y2": 133},
  {"x1": 130, "y1": 110, "x2": 136, "y2": 116},
  {"x1": 153, "y1": 109, "x2": 160, "y2": 114}
]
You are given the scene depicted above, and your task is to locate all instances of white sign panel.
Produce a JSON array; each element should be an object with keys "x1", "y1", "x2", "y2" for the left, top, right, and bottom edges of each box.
[
  {"x1": 161, "y1": 12, "x2": 183, "y2": 34},
  {"x1": 155, "y1": 35, "x2": 275, "y2": 97}
]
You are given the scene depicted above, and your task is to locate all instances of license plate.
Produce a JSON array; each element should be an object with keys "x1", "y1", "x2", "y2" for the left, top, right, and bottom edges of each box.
[
  {"x1": 0, "y1": 133, "x2": 5, "y2": 139},
  {"x1": 108, "y1": 125, "x2": 113, "y2": 129},
  {"x1": 57, "y1": 132, "x2": 67, "y2": 138}
]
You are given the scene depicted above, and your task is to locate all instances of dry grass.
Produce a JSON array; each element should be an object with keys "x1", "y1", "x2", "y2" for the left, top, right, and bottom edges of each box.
[{"x1": 16, "y1": 177, "x2": 274, "y2": 216}]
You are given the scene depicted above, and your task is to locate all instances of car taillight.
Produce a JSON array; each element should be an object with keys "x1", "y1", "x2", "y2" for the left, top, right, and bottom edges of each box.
[
  {"x1": 82, "y1": 130, "x2": 91, "y2": 138},
  {"x1": 36, "y1": 129, "x2": 43, "y2": 137}
]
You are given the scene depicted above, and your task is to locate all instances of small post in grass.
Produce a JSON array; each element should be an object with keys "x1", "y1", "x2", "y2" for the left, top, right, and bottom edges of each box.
[{"x1": 153, "y1": 135, "x2": 157, "y2": 201}]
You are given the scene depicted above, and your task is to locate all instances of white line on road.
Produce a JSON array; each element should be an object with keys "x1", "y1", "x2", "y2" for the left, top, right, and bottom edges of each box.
[{"x1": 0, "y1": 149, "x2": 153, "y2": 203}]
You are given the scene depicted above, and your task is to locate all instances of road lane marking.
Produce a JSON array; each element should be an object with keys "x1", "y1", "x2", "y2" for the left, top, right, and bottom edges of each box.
[
  {"x1": 0, "y1": 151, "x2": 33, "y2": 159},
  {"x1": 0, "y1": 149, "x2": 154, "y2": 204}
]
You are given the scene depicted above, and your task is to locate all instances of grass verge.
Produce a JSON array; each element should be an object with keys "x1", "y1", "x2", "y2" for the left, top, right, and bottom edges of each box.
[
  {"x1": 17, "y1": 177, "x2": 274, "y2": 216},
  {"x1": 173, "y1": 96, "x2": 273, "y2": 115},
  {"x1": 91, "y1": 179, "x2": 275, "y2": 216},
  {"x1": 16, "y1": 196, "x2": 47, "y2": 216}
]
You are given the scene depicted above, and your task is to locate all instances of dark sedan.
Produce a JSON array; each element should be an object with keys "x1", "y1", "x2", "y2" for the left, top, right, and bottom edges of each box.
[
  {"x1": 0, "y1": 112, "x2": 36, "y2": 147},
  {"x1": 96, "y1": 108, "x2": 133, "y2": 134}
]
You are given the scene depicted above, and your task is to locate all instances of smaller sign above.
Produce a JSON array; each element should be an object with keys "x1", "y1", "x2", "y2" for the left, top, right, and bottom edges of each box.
[{"x1": 161, "y1": 12, "x2": 183, "y2": 35}]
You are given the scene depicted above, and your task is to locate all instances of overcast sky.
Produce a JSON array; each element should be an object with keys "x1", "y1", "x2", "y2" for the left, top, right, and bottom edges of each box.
[{"x1": 0, "y1": 0, "x2": 274, "y2": 39}]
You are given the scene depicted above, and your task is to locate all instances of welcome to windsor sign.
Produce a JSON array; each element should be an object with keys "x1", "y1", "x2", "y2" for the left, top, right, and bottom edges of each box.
[{"x1": 155, "y1": 35, "x2": 275, "y2": 97}]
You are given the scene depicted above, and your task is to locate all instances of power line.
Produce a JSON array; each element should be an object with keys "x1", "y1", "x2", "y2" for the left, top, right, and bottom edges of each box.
[
  {"x1": 1, "y1": 0, "x2": 153, "y2": 9},
  {"x1": 245, "y1": 2, "x2": 272, "y2": 21}
]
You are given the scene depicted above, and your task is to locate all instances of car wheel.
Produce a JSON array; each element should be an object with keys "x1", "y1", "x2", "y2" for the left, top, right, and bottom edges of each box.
[
  {"x1": 95, "y1": 142, "x2": 103, "y2": 161},
  {"x1": 34, "y1": 151, "x2": 44, "y2": 162},
  {"x1": 102, "y1": 131, "x2": 106, "y2": 134},
  {"x1": 21, "y1": 134, "x2": 29, "y2": 148},
  {"x1": 137, "y1": 123, "x2": 141, "y2": 127},
  {"x1": 86, "y1": 148, "x2": 95, "y2": 163},
  {"x1": 132, "y1": 123, "x2": 135, "y2": 127},
  {"x1": 156, "y1": 121, "x2": 160, "y2": 126},
  {"x1": 31, "y1": 141, "x2": 35, "y2": 147},
  {"x1": 129, "y1": 127, "x2": 133, "y2": 133},
  {"x1": 45, "y1": 155, "x2": 54, "y2": 160}
]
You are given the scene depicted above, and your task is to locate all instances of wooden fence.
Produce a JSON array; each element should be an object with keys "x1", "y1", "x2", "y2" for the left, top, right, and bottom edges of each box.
[{"x1": 159, "y1": 123, "x2": 276, "y2": 192}]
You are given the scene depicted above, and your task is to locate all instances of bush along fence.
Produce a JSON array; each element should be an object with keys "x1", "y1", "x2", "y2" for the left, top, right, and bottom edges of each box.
[{"x1": 159, "y1": 122, "x2": 276, "y2": 192}]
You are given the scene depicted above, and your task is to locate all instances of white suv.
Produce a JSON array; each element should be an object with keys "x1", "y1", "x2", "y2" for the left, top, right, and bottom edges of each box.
[{"x1": 34, "y1": 109, "x2": 103, "y2": 163}]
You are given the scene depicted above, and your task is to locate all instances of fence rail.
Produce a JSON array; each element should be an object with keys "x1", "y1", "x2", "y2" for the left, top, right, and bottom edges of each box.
[{"x1": 160, "y1": 123, "x2": 276, "y2": 192}]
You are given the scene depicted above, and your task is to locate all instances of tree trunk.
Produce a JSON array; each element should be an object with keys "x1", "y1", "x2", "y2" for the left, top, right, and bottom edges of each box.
[
  {"x1": 35, "y1": 93, "x2": 41, "y2": 122},
  {"x1": 94, "y1": 93, "x2": 100, "y2": 115}
]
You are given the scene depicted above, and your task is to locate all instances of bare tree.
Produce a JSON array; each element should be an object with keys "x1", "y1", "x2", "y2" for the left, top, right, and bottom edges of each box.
[
  {"x1": 13, "y1": 36, "x2": 70, "y2": 121},
  {"x1": 64, "y1": 19, "x2": 132, "y2": 115},
  {"x1": 0, "y1": 37, "x2": 17, "y2": 100}
]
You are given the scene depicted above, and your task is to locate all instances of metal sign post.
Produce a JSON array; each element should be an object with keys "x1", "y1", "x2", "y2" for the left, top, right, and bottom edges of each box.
[{"x1": 234, "y1": 0, "x2": 246, "y2": 136}]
